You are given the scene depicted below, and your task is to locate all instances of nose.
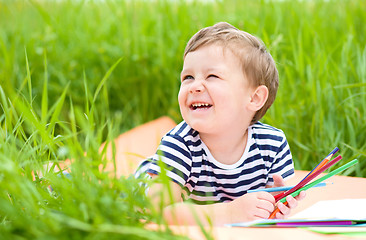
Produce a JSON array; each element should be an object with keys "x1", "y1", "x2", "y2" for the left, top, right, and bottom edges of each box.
[{"x1": 189, "y1": 79, "x2": 205, "y2": 93}]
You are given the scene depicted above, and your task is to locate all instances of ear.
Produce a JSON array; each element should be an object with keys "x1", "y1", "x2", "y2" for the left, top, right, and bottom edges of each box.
[{"x1": 248, "y1": 85, "x2": 269, "y2": 111}]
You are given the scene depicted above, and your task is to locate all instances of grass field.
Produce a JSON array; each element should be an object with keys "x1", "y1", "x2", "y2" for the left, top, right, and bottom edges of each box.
[{"x1": 0, "y1": 0, "x2": 365, "y2": 238}]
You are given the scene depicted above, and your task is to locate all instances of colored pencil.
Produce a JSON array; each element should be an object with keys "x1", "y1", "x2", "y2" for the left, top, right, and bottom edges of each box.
[
  {"x1": 274, "y1": 148, "x2": 339, "y2": 202},
  {"x1": 301, "y1": 147, "x2": 339, "y2": 181},
  {"x1": 274, "y1": 155, "x2": 343, "y2": 202},
  {"x1": 268, "y1": 159, "x2": 359, "y2": 219},
  {"x1": 267, "y1": 148, "x2": 339, "y2": 219},
  {"x1": 279, "y1": 159, "x2": 358, "y2": 203},
  {"x1": 275, "y1": 220, "x2": 354, "y2": 227},
  {"x1": 247, "y1": 182, "x2": 328, "y2": 193}
]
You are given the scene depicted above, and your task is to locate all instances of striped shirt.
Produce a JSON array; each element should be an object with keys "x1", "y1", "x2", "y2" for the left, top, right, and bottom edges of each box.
[{"x1": 135, "y1": 121, "x2": 294, "y2": 204}]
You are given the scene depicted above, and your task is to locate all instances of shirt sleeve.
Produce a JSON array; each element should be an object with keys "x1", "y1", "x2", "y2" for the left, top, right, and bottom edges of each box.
[
  {"x1": 267, "y1": 132, "x2": 295, "y2": 185},
  {"x1": 144, "y1": 134, "x2": 193, "y2": 187}
]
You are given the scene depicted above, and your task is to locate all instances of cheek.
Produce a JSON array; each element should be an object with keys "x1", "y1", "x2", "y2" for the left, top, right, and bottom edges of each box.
[
  {"x1": 178, "y1": 89, "x2": 188, "y2": 117},
  {"x1": 177, "y1": 87, "x2": 186, "y2": 106},
  {"x1": 215, "y1": 89, "x2": 244, "y2": 110}
]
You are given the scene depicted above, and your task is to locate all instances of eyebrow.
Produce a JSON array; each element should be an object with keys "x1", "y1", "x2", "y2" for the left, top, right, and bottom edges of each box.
[{"x1": 180, "y1": 67, "x2": 226, "y2": 76}]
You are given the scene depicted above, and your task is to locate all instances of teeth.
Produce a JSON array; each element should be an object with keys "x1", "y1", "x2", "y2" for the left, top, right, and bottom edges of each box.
[{"x1": 192, "y1": 103, "x2": 210, "y2": 107}]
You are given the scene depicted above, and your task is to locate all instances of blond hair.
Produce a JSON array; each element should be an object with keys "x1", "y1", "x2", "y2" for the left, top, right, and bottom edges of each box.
[{"x1": 184, "y1": 22, "x2": 279, "y2": 124}]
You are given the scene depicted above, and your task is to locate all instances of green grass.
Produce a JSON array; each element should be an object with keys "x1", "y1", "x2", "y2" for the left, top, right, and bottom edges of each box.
[
  {"x1": 0, "y1": 0, "x2": 366, "y2": 238},
  {"x1": 0, "y1": 56, "x2": 192, "y2": 238}
]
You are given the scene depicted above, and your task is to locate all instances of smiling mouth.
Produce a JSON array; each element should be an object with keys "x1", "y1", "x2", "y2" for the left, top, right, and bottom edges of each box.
[{"x1": 190, "y1": 103, "x2": 212, "y2": 110}]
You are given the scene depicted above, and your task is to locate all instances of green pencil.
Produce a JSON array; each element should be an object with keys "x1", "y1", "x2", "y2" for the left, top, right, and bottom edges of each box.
[{"x1": 279, "y1": 159, "x2": 359, "y2": 203}]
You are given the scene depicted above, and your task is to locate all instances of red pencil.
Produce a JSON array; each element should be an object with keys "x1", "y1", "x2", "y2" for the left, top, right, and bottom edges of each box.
[{"x1": 274, "y1": 155, "x2": 342, "y2": 202}]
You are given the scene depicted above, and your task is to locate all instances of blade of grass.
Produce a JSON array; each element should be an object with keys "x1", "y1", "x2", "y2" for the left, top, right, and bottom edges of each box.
[
  {"x1": 46, "y1": 82, "x2": 69, "y2": 137},
  {"x1": 24, "y1": 47, "x2": 32, "y2": 106},
  {"x1": 41, "y1": 51, "x2": 48, "y2": 124}
]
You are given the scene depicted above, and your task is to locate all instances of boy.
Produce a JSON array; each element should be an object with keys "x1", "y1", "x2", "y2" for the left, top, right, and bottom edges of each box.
[{"x1": 136, "y1": 22, "x2": 305, "y2": 225}]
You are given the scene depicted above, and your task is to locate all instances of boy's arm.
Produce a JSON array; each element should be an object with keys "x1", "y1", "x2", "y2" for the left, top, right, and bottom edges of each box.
[{"x1": 148, "y1": 177, "x2": 276, "y2": 226}]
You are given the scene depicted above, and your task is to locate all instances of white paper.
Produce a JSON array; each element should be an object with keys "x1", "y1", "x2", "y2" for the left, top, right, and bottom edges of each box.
[{"x1": 290, "y1": 198, "x2": 366, "y2": 220}]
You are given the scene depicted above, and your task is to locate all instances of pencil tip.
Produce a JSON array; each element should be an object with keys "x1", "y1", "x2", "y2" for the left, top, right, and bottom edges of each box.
[{"x1": 331, "y1": 147, "x2": 339, "y2": 155}]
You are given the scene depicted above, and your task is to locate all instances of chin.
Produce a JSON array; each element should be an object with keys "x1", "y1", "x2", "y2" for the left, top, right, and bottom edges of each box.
[{"x1": 186, "y1": 120, "x2": 211, "y2": 133}]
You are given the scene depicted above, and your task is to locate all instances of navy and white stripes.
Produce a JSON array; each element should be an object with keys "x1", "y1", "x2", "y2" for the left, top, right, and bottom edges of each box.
[{"x1": 135, "y1": 121, "x2": 294, "y2": 204}]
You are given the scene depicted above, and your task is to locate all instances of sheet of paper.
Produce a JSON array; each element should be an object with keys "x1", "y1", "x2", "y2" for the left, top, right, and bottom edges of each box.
[
  {"x1": 227, "y1": 218, "x2": 366, "y2": 228},
  {"x1": 306, "y1": 226, "x2": 366, "y2": 234},
  {"x1": 305, "y1": 226, "x2": 366, "y2": 237},
  {"x1": 290, "y1": 199, "x2": 366, "y2": 220},
  {"x1": 227, "y1": 199, "x2": 366, "y2": 228}
]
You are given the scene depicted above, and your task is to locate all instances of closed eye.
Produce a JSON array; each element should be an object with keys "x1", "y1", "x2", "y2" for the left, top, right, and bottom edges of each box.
[{"x1": 208, "y1": 74, "x2": 219, "y2": 79}]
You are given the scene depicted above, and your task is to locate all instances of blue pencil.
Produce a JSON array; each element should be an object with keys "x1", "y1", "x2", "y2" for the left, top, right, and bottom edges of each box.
[
  {"x1": 247, "y1": 182, "x2": 329, "y2": 193},
  {"x1": 300, "y1": 147, "x2": 339, "y2": 183}
]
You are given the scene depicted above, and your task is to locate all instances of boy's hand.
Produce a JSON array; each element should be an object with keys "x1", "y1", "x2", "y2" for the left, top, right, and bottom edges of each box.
[
  {"x1": 268, "y1": 174, "x2": 306, "y2": 219},
  {"x1": 275, "y1": 192, "x2": 306, "y2": 219},
  {"x1": 227, "y1": 191, "x2": 275, "y2": 223}
]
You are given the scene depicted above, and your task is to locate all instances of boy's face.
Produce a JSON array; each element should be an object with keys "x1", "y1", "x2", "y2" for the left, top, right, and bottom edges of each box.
[{"x1": 178, "y1": 44, "x2": 256, "y2": 135}]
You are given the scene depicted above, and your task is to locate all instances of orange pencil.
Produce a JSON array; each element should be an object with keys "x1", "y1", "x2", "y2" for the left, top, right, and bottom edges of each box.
[
  {"x1": 269, "y1": 202, "x2": 286, "y2": 219},
  {"x1": 269, "y1": 148, "x2": 339, "y2": 219},
  {"x1": 273, "y1": 148, "x2": 339, "y2": 202}
]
